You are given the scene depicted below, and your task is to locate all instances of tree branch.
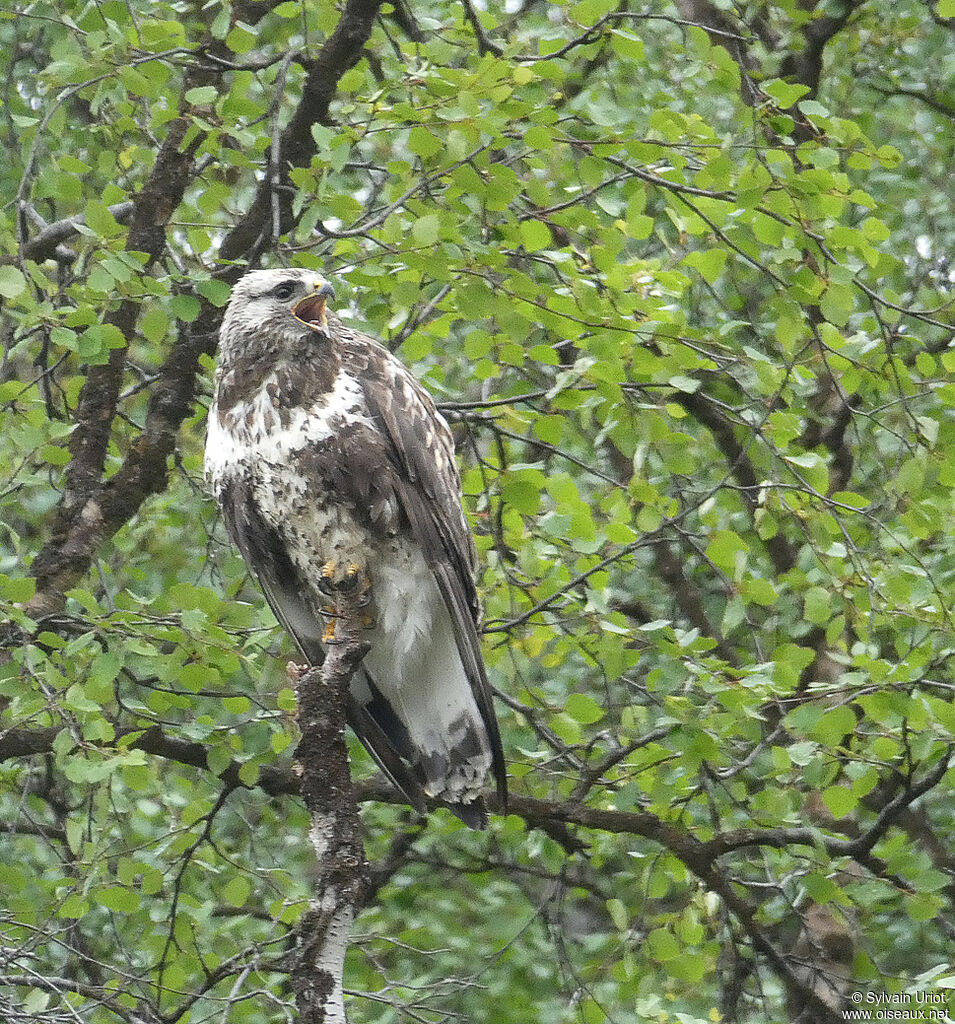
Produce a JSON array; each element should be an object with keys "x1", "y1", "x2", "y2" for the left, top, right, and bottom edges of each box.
[
  {"x1": 3, "y1": 720, "x2": 947, "y2": 1021},
  {"x1": 218, "y1": 0, "x2": 384, "y2": 262},
  {"x1": 672, "y1": 389, "x2": 798, "y2": 574},
  {"x1": 23, "y1": 0, "x2": 385, "y2": 618},
  {"x1": 17, "y1": 201, "x2": 135, "y2": 264},
  {"x1": 779, "y1": 1, "x2": 868, "y2": 97},
  {"x1": 26, "y1": 116, "x2": 203, "y2": 616},
  {"x1": 288, "y1": 578, "x2": 369, "y2": 1024},
  {"x1": 8, "y1": 720, "x2": 949, "y2": 871}
]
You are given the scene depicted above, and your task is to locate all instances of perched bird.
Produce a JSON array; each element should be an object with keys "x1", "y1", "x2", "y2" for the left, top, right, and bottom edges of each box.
[{"x1": 204, "y1": 268, "x2": 506, "y2": 827}]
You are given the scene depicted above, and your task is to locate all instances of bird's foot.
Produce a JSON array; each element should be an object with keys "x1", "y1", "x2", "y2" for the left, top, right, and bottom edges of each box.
[
  {"x1": 318, "y1": 561, "x2": 372, "y2": 643},
  {"x1": 318, "y1": 560, "x2": 371, "y2": 604}
]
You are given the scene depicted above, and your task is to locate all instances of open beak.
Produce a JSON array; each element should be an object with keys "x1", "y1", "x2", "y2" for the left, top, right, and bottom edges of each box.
[{"x1": 293, "y1": 281, "x2": 336, "y2": 331}]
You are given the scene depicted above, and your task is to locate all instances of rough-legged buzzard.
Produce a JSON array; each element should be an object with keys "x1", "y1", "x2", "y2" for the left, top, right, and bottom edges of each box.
[{"x1": 205, "y1": 268, "x2": 506, "y2": 827}]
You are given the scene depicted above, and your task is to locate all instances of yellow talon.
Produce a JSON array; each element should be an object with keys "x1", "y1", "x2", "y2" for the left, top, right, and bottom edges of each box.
[{"x1": 318, "y1": 559, "x2": 371, "y2": 603}]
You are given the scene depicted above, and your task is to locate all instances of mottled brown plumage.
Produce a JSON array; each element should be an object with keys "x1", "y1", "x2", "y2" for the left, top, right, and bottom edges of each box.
[{"x1": 205, "y1": 268, "x2": 506, "y2": 827}]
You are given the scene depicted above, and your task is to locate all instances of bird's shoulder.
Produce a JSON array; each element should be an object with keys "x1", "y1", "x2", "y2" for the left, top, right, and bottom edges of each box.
[{"x1": 336, "y1": 323, "x2": 454, "y2": 452}]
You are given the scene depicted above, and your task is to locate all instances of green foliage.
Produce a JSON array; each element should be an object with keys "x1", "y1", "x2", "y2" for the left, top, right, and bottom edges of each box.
[{"x1": 3, "y1": 0, "x2": 955, "y2": 1021}]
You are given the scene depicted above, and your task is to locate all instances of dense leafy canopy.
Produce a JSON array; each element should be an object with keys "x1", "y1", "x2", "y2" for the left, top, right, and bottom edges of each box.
[{"x1": 3, "y1": 0, "x2": 955, "y2": 1021}]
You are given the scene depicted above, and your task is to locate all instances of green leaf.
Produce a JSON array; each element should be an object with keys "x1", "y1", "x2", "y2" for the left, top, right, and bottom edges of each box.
[
  {"x1": 803, "y1": 873, "x2": 840, "y2": 904},
  {"x1": 502, "y1": 477, "x2": 541, "y2": 514},
  {"x1": 222, "y1": 876, "x2": 252, "y2": 908},
  {"x1": 85, "y1": 200, "x2": 123, "y2": 238},
  {"x1": 520, "y1": 219, "x2": 552, "y2": 251},
  {"x1": 57, "y1": 894, "x2": 90, "y2": 919},
  {"x1": 799, "y1": 99, "x2": 829, "y2": 118},
  {"x1": 277, "y1": 688, "x2": 297, "y2": 712},
  {"x1": 140, "y1": 307, "x2": 169, "y2": 343},
  {"x1": 40, "y1": 444, "x2": 71, "y2": 466},
  {"x1": 741, "y1": 577, "x2": 776, "y2": 606},
  {"x1": 23, "y1": 989, "x2": 50, "y2": 1014},
  {"x1": 610, "y1": 29, "x2": 644, "y2": 61},
  {"x1": 271, "y1": 731, "x2": 293, "y2": 754},
  {"x1": 668, "y1": 374, "x2": 700, "y2": 394},
  {"x1": 178, "y1": 664, "x2": 207, "y2": 692},
  {"x1": 0, "y1": 266, "x2": 27, "y2": 299},
  {"x1": 206, "y1": 745, "x2": 234, "y2": 778},
  {"x1": 606, "y1": 898, "x2": 628, "y2": 930},
  {"x1": 647, "y1": 928, "x2": 680, "y2": 961},
  {"x1": 682, "y1": 248, "x2": 727, "y2": 285},
  {"x1": 551, "y1": 713, "x2": 581, "y2": 746},
  {"x1": 95, "y1": 886, "x2": 141, "y2": 913},
  {"x1": 0, "y1": 574, "x2": 36, "y2": 602},
  {"x1": 185, "y1": 86, "x2": 218, "y2": 105},
  {"x1": 170, "y1": 294, "x2": 201, "y2": 321},
  {"x1": 907, "y1": 893, "x2": 944, "y2": 922},
  {"x1": 226, "y1": 23, "x2": 256, "y2": 53},
  {"x1": 706, "y1": 531, "x2": 748, "y2": 574},
  {"x1": 764, "y1": 79, "x2": 811, "y2": 108},
  {"x1": 87, "y1": 652, "x2": 121, "y2": 702},
  {"x1": 412, "y1": 214, "x2": 440, "y2": 246},
  {"x1": 784, "y1": 451, "x2": 829, "y2": 493},
  {"x1": 564, "y1": 693, "x2": 604, "y2": 725},
  {"x1": 861, "y1": 216, "x2": 890, "y2": 242},
  {"x1": 821, "y1": 785, "x2": 856, "y2": 818},
  {"x1": 803, "y1": 586, "x2": 831, "y2": 625},
  {"x1": 79, "y1": 324, "x2": 127, "y2": 358},
  {"x1": 812, "y1": 705, "x2": 856, "y2": 748},
  {"x1": 408, "y1": 125, "x2": 443, "y2": 159}
]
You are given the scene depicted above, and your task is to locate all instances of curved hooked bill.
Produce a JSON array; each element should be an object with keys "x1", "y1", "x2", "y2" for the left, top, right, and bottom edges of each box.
[{"x1": 294, "y1": 284, "x2": 335, "y2": 330}]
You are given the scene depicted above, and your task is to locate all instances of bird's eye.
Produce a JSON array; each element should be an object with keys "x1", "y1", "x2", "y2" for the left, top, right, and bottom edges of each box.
[{"x1": 273, "y1": 280, "x2": 297, "y2": 301}]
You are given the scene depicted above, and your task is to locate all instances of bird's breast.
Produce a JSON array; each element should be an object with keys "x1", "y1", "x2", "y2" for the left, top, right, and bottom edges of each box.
[{"x1": 204, "y1": 368, "x2": 369, "y2": 494}]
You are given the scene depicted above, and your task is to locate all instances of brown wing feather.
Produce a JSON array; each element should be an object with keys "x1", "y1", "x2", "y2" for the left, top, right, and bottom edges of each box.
[
  {"x1": 347, "y1": 335, "x2": 507, "y2": 808},
  {"x1": 217, "y1": 475, "x2": 433, "y2": 813}
]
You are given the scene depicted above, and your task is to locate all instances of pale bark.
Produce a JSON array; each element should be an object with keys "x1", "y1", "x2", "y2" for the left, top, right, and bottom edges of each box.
[{"x1": 289, "y1": 583, "x2": 369, "y2": 1024}]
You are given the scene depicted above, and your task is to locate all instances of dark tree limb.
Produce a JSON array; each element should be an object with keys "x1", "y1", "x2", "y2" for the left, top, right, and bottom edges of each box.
[
  {"x1": 25, "y1": 115, "x2": 204, "y2": 616},
  {"x1": 218, "y1": 0, "x2": 384, "y2": 262},
  {"x1": 288, "y1": 580, "x2": 370, "y2": 1024},
  {"x1": 5, "y1": 718, "x2": 944, "y2": 877},
  {"x1": 670, "y1": 0, "x2": 759, "y2": 104},
  {"x1": 22, "y1": 0, "x2": 384, "y2": 618},
  {"x1": 778, "y1": 1, "x2": 868, "y2": 98},
  {"x1": 16, "y1": 201, "x2": 135, "y2": 264},
  {"x1": 461, "y1": 0, "x2": 503, "y2": 56},
  {"x1": 869, "y1": 82, "x2": 955, "y2": 120},
  {"x1": 60, "y1": 118, "x2": 200, "y2": 514},
  {"x1": 673, "y1": 389, "x2": 798, "y2": 575}
]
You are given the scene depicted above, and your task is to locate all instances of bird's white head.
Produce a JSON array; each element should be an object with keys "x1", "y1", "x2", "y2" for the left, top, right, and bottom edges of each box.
[{"x1": 220, "y1": 268, "x2": 337, "y2": 359}]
